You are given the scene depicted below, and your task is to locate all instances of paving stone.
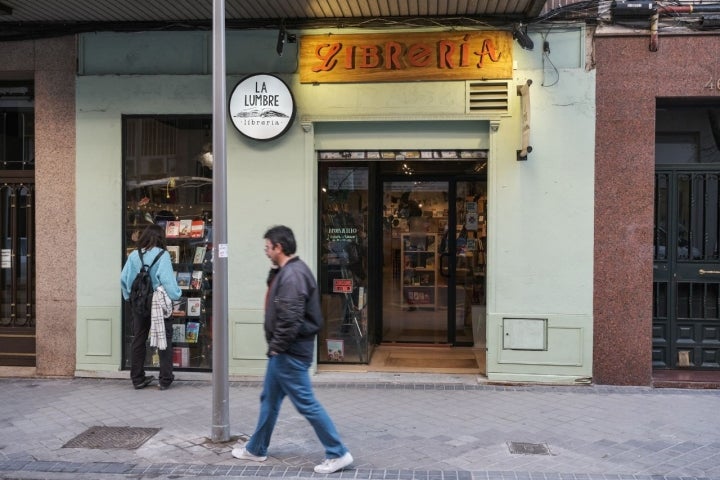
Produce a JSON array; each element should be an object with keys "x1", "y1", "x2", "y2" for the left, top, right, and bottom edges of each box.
[{"x1": 1, "y1": 378, "x2": 720, "y2": 479}]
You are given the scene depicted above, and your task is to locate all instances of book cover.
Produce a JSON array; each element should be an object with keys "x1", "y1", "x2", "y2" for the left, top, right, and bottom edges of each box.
[
  {"x1": 190, "y1": 219, "x2": 205, "y2": 238},
  {"x1": 166, "y1": 245, "x2": 180, "y2": 264},
  {"x1": 172, "y1": 347, "x2": 190, "y2": 367},
  {"x1": 165, "y1": 220, "x2": 180, "y2": 238},
  {"x1": 178, "y1": 219, "x2": 192, "y2": 237},
  {"x1": 187, "y1": 297, "x2": 201, "y2": 317},
  {"x1": 192, "y1": 246, "x2": 207, "y2": 265},
  {"x1": 172, "y1": 347, "x2": 181, "y2": 367},
  {"x1": 185, "y1": 321, "x2": 200, "y2": 343},
  {"x1": 176, "y1": 271, "x2": 191, "y2": 289},
  {"x1": 190, "y1": 271, "x2": 203, "y2": 290},
  {"x1": 172, "y1": 299, "x2": 186, "y2": 317},
  {"x1": 171, "y1": 323, "x2": 185, "y2": 343},
  {"x1": 326, "y1": 339, "x2": 344, "y2": 362}
]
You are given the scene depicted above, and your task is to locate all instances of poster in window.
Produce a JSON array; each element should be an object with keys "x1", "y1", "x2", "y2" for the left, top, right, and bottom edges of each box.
[{"x1": 326, "y1": 339, "x2": 344, "y2": 362}]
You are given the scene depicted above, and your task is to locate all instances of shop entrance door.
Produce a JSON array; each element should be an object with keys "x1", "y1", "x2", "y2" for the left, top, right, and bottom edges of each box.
[{"x1": 381, "y1": 176, "x2": 486, "y2": 345}]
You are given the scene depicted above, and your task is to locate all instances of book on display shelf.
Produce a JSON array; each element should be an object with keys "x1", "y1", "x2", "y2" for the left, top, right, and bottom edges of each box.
[
  {"x1": 166, "y1": 245, "x2": 180, "y2": 264},
  {"x1": 190, "y1": 271, "x2": 203, "y2": 290},
  {"x1": 190, "y1": 219, "x2": 205, "y2": 238},
  {"x1": 176, "y1": 271, "x2": 191, "y2": 289},
  {"x1": 165, "y1": 220, "x2": 180, "y2": 238},
  {"x1": 178, "y1": 219, "x2": 192, "y2": 237},
  {"x1": 192, "y1": 246, "x2": 207, "y2": 265},
  {"x1": 187, "y1": 297, "x2": 201, "y2": 317},
  {"x1": 172, "y1": 300, "x2": 186, "y2": 317},
  {"x1": 172, "y1": 346, "x2": 190, "y2": 367},
  {"x1": 185, "y1": 321, "x2": 200, "y2": 343},
  {"x1": 171, "y1": 323, "x2": 185, "y2": 343}
]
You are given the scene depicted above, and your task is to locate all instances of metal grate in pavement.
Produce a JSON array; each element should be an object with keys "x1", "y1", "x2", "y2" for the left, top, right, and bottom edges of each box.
[
  {"x1": 62, "y1": 426, "x2": 160, "y2": 449},
  {"x1": 507, "y1": 441, "x2": 551, "y2": 455}
]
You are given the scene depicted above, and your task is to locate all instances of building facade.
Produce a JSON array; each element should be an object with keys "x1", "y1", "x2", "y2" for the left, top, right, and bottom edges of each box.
[
  {"x1": 4, "y1": 23, "x2": 600, "y2": 383},
  {"x1": 595, "y1": 31, "x2": 720, "y2": 386}
]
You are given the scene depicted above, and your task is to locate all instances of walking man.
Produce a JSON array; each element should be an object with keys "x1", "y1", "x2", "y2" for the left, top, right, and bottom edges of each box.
[{"x1": 232, "y1": 225, "x2": 354, "y2": 474}]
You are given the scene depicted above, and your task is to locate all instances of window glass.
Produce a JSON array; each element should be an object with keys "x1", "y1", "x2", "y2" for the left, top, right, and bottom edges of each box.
[
  {"x1": 122, "y1": 116, "x2": 213, "y2": 371},
  {"x1": 318, "y1": 164, "x2": 369, "y2": 363},
  {"x1": 0, "y1": 81, "x2": 34, "y2": 170}
]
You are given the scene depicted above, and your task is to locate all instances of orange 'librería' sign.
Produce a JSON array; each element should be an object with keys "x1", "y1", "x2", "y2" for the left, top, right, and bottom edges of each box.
[{"x1": 299, "y1": 31, "x2": 513, "y2": 84}]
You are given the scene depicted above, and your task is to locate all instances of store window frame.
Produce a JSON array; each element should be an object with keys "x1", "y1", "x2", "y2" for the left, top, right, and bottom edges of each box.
[
  {"x1": 121, "y1": 114, "x2": 213, "y2": 372},
  {"x1": 317, "y1": 161, "x2": 372, "y2": 364}
]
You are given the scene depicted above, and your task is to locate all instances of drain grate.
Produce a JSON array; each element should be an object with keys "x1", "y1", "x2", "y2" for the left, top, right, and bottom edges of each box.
[
  {"x1": 507, "y1": 441, "x2": 551, "y2": 455},
  {"x1": 63, "y1": 426, "x2": 160, "y2": 450}
]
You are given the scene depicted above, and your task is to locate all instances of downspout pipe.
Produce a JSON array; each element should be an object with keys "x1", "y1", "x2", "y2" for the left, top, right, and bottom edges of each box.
[
  {"x1": 661, "y1": 4, "x2": 720, "y2": 14},
  {"x1": 649, "y1": 10, "x2": 659, "y2": 51}
]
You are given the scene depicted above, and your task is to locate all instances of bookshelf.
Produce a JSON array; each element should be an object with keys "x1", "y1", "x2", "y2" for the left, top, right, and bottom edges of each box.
[
  {"x1": 400, "y1": 233, "x2": 439, "y2": 309},
  {"x1": 166, "y1": 233, "x2": 212, "y2": 369}
]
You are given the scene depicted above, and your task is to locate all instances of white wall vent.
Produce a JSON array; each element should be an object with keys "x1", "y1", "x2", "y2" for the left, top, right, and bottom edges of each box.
[{"x1": 466, "y1": 80, "x2": 510, "y2": 115}]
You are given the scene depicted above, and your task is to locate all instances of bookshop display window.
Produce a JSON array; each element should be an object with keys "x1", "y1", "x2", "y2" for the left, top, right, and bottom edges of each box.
[
  {"x1": 122, "y1": 116, "x2": 213, "y2": 371},
  {"x1": 318, "y1": 164, "x2": 369, "y2": 363}
]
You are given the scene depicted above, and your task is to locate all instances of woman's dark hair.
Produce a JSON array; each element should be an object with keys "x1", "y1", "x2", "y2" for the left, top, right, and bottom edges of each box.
[
  {"x1": 137, "y1": 224, "x2": 167, "y2": 250},
  {"x1": 264, "y1": 225, "x2": 296, "y2": 255}
]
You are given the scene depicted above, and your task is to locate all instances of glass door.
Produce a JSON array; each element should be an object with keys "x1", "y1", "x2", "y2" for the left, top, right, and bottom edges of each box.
[
  {"x1": 383, "y1": 180, "x2": 448, "y2": 343},
  {"x1": 381, "y1": 178, "x2": 485, "y2": 345},
  {"x1": 449, "y1": 180, "x2": 486, "y2": 346}
]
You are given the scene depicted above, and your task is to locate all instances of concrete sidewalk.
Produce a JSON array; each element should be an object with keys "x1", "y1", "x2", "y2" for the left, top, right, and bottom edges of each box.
[{"x1": 1, "y1": 373, "x2": 719, "y2": 480}]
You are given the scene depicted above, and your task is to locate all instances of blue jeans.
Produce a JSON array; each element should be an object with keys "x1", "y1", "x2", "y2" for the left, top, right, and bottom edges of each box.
[{"x1": 245, "y1": 353, "x2": 348, "y2": 459}]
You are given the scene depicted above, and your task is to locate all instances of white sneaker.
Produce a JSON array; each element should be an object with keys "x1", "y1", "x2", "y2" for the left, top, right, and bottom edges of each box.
[
  {"x1": 231, "y1": 446, "x2": 267, "y2": 462},
  {"x1": 314, "y1": 451, "x2": 353, "y2": 474}
]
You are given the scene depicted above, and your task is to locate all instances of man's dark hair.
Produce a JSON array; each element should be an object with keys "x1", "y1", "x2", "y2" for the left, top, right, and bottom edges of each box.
[
  {"x1": 137, "y1": 224, "x2": 167, "y2": 250},
  {"x1": 264, "y1": 225, "x2": 297, "y2": 255}
]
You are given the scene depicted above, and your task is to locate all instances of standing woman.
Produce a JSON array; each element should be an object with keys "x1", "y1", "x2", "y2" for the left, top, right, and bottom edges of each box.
[{"x1": 121, "y1": 224, "x2": 182, "y2": 390}]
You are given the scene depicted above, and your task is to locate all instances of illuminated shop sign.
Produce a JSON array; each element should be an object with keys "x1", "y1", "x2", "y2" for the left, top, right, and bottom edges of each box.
[
  {"x1": 228, "y1": 74, "x2": 296, "y2": 141},
  {"x1": 299, "y1": 31, "x2": 513, "y2": 84}
]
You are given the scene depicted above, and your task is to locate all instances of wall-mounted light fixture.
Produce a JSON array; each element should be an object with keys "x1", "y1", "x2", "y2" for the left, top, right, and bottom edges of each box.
[
  {"x1": 512, "y1": 23, "x2": 534, "y2": 50},
  {"x1": 276, "y1": 20, "x2": 297, "y2": 56}
]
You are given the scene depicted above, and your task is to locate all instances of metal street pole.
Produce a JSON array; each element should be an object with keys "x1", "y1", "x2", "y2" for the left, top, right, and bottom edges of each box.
[{"x1": 211, "y1": 0, "x2": 230, "y2": 443}]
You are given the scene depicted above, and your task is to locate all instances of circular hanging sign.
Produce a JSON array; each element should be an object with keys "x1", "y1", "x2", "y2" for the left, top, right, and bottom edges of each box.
[{"x1": 228, "y1": 73, "x2": 296, "y2": 141}]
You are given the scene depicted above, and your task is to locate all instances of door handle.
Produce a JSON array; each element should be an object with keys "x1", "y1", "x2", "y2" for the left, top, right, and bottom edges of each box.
[
  {"x1": 698, "y1": 269, "x2": 720, "y2": 275},
  {"x1": 439, "y1": 252, "x2": 450, "y2": 277}
]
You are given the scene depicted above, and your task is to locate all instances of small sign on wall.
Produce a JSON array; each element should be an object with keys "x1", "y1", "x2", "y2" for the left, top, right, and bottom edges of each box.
[{"x1": 228, "y1": 73, "x2": 296, "y2": 141}]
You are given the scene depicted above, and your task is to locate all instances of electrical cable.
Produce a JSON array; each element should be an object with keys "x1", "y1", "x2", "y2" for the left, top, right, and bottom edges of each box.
[{"x1": 540, "y1": 29, "x2": 559, "y2": 88}]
